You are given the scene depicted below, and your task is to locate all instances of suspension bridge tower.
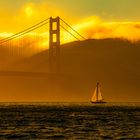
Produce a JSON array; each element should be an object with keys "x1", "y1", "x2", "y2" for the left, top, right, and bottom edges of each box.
[{"x1": 49, "y1": 16, "x2": 60, "y2": 73}]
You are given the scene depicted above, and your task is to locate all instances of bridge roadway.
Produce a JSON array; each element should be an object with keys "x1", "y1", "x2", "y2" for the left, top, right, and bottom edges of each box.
[{"x1": 0, "y1": 71, "x2": 59, "y2": 77}]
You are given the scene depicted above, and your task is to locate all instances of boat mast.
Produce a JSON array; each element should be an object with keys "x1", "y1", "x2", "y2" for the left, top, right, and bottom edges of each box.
[{"x1": 96, "y1": 82, "x2": 99, "y2": 102}]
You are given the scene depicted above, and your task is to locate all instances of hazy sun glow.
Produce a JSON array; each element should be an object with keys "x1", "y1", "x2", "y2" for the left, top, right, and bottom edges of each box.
[{"x1": 25, "y1": 5, "x2": 33, "y2": 18}]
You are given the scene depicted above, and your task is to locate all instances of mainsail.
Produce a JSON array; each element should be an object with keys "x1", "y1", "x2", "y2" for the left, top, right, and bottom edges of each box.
[{"x1": 91, "y1": 82, "x2": 104, "y2": 103}]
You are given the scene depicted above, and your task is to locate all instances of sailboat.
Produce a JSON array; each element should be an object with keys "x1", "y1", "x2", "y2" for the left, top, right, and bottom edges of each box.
[{"x1": 91, "y1": 82, "x2": 106, "y2": 103}]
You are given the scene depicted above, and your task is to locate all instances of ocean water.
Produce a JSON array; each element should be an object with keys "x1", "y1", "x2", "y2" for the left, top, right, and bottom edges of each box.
[{"x1": 0, "y1": 103, "x2": 140, "y2": 140}]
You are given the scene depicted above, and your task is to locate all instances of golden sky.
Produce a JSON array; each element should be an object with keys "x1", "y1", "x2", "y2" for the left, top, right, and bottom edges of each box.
[{"x1": 0, "y1": 0, "x2": 140, "y2": 49}]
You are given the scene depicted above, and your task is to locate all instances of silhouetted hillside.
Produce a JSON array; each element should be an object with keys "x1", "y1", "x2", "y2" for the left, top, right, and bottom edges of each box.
[{"x1": 1, "y1": 38, "x2": 140, "y2": 102}]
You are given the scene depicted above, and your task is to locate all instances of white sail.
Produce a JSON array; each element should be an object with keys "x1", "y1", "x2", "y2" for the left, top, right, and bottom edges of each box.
[
  {"x1": 91, "y1": 83, "x2": 104, "y2": 103},
  {"x1": 98, "y1": 87, "x2": 103, "y2": 101},
  {"x1": 91, "y1": 87, "x2": 98, "y2": 102}
]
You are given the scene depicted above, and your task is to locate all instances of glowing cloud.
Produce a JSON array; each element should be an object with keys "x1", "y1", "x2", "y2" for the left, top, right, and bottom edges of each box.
[
  {"x1": 73, "y1": 17, "x2": 140, "y2": 41},
  {"x1": 25, "y1": 5, "x2": 34, "y2": 18}
]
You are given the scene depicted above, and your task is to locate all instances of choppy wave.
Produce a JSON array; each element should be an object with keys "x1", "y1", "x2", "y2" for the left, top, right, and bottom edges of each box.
[{"x1": 0, "y1": 103, "x2": 140, "y2": 139}]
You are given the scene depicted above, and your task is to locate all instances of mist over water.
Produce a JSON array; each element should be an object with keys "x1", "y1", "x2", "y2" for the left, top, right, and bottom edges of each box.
[
  {"x1": 0, "y1": 102, "x2": 140, "y2": 139},
  {"x1": 1, "y1": 39, "x2": 140, "y2": 102}
]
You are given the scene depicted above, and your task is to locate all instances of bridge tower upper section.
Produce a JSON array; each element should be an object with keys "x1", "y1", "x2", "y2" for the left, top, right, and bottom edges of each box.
[{"x1": 49, "y1": 17, "x2": 60, "y2": 73}]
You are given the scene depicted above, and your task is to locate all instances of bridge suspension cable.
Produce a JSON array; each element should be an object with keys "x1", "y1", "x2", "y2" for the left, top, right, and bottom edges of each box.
[
  {"x1": 0, "y1": 18, "x2": 49, "y2": 45},
  {"x1": 60, "y1": 25, "x2": 80, "y2": 41},
  {"x1": 0, "y1": 17, "x2": 86, "y2": 45},
  {"x1": 60, "y1": 18, "x2": 86, "y2": 40}
]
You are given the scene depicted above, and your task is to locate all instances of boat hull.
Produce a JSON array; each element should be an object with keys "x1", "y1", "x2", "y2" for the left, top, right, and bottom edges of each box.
[{"x1": 91, "y1": 101, "x2": 106, "y2": 104}]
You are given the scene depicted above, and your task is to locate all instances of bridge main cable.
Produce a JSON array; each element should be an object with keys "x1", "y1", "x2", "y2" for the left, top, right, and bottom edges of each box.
[
  {"x1": 60, "y1": 25, "x2": 80, "y2": 41},
  {"x1": 60, "y1": 18, "x2": 86, "y2": 40},
  {"x1": 0, "y1": 22, "x2": 49, "y2": 44},
  {"x1": 0, "y1": 18, "x2": 49, "y2": 44}
]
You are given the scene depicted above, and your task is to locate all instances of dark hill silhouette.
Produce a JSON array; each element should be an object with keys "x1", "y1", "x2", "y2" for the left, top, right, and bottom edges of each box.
[{"x1": 1, "y1": 38, "x2": 140, "y2": 102}]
